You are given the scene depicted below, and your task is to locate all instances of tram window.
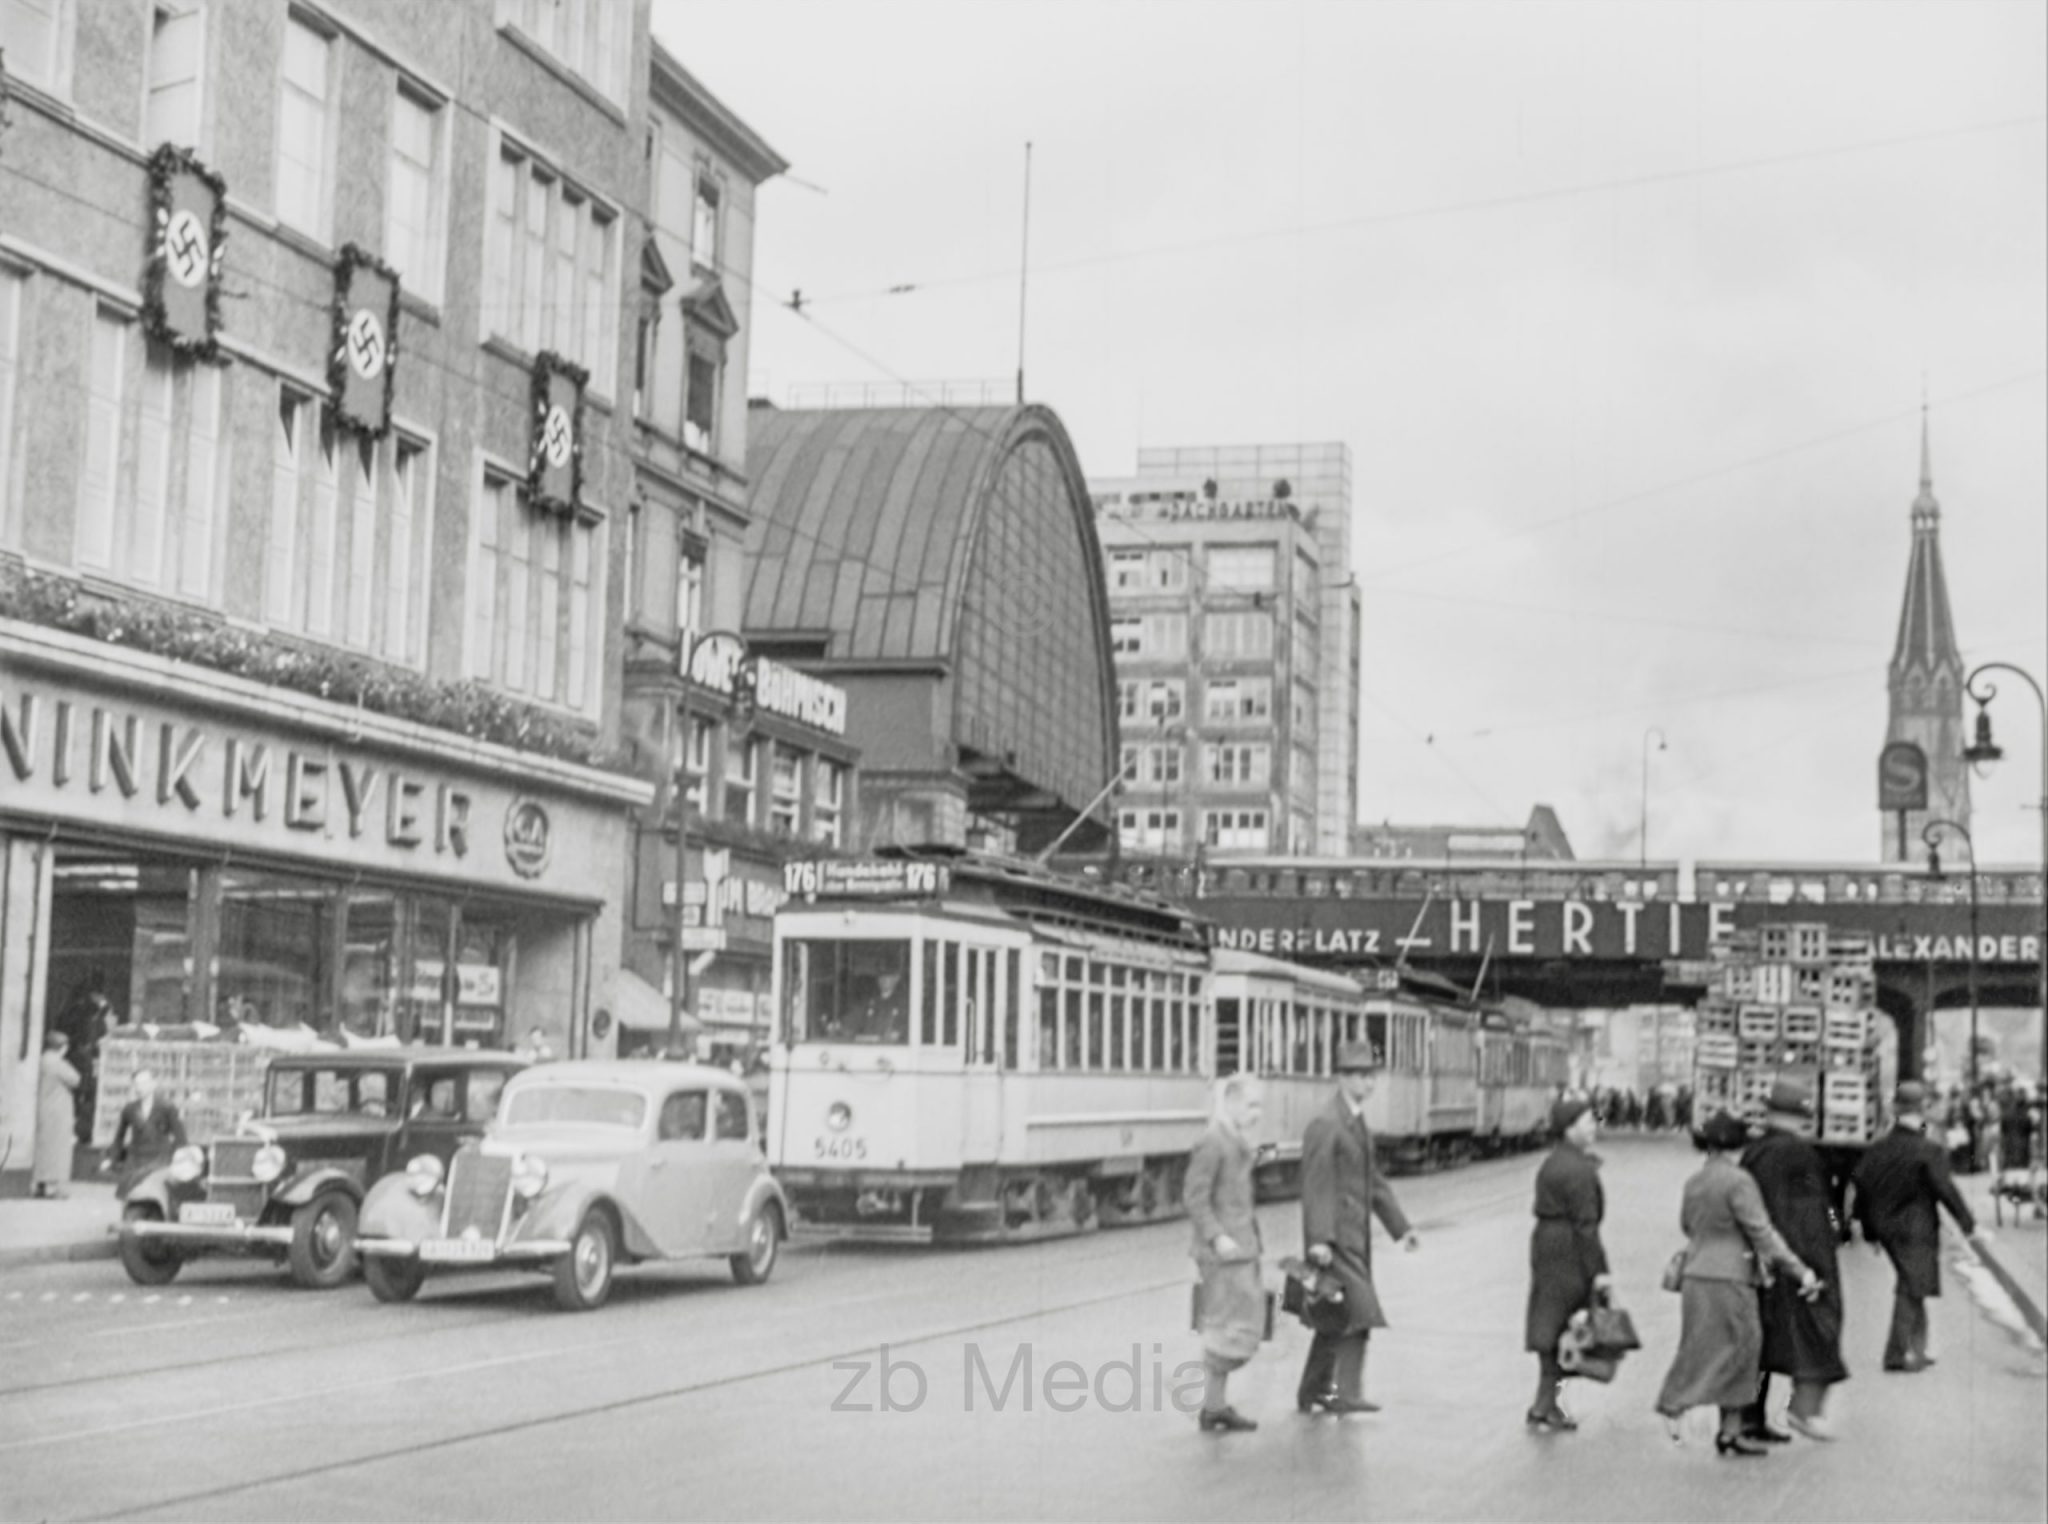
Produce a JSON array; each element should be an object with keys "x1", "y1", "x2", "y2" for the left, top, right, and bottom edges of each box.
[
  {"x1": 1108, "y1": 988, "x2": 1127, "y2": 1071},
  {"x1": 1087, "y1": 988, "x2": 1106, "y2": 1069},
  {"x1": 1149, "y1": 987, "x2": 1166, "y2": 1072},
  {"x1": 1292, "y1": 1004, "x2": 1310, "y2": 1074},
  {"x1": 1365, "y1": 1011, "x2": 1388, "y2": 1068},
  {"x1": 1003, "y1": 950, "x2": 1020, "y2": 1070},
  {"x1": 784, "y1": 940, "x2": 912, "y2": 1044},
  {"x1": 1038, "y1": 987, "x2": 1057, "y2": 1070},
  {"x1": 922, "y1": 942, "x2": 941, "y2": 1047},
  {"x1": 1062, "y1": 986, "x2": 1081, "y2": 1070}
]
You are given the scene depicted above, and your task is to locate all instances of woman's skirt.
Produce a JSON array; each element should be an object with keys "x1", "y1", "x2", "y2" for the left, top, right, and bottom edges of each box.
[
  {"x1": 1657, "y1": 1277, "x2": 1762, "y2": 1414},
  {"x1": 1197, "y1": 1257, "x2": 1265, "y2": 1367}
]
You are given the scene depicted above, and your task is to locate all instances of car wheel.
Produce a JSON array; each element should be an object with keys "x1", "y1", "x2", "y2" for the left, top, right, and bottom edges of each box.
[
  {"x1": 730, "y1": 1202, "x2": 782, "y2": 1286},
  {"x1": 553, "y1": 1210, "x2": 616, "y2": 1311},
  {"x1": 286, "y1": 1194, "x2": 358, "y2": 1289},
  {"x1": 363, "y1": 1254, "x2": 425, "y2": 1304},
  {"x1": 117, "y1": 1205, "x2": 183, "y2": 1286}
]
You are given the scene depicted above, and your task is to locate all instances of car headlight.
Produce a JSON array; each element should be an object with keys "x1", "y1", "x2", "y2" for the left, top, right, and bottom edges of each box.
[
  {"x1": 826, "y1": 1101, "x2": 852, "y2": 1133},
  {"x1": 169, "y1": 1145, "x2": 205, "y2": 1183},
  {"x1": 511, "y1": 1153, "x2": 549, "y2": 1200},
  {"x1": 405, "y1": 1154, "x2": 445, "y2": 1197},
  {"x1": 250, "y1": 1144, "x2": 287, "y2": 1183}
]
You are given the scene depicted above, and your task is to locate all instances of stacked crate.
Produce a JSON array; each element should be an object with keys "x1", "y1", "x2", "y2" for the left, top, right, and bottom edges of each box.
[
  {"x1": 91, "y1": 1039, "x2": 273, "y2": 1147},
  {"x1": 1693, "y1": 923, "x2": 1883, "y2": 1142}
]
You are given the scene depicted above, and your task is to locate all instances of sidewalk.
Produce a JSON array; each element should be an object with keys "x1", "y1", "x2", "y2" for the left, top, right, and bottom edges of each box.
[
  {"x1": 0, "y1": 1180, "x2": 120, "y2": 1269},
  {"x1": 1966, "y1": 1168, "x2": 2048, "y2": 1342}
]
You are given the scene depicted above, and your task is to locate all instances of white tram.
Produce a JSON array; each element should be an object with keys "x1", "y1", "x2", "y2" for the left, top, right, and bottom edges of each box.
[
  {"x1": 768, "y1": 854, "x2": 1216, "y2": 1242},
  {"x1": 1476, "y1": 1016, "x2": 1570, "y2": 1154}
]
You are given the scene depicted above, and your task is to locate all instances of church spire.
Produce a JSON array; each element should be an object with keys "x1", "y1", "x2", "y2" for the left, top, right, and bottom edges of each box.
[
  {"x1": 1892, "y1": 406, "x2": 1957, "y2": 673},
  {"x1": 1911, "y1": 403, "x2": 1939, "y2": 523}
]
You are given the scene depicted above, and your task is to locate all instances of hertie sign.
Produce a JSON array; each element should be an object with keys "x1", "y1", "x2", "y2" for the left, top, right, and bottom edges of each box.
[
  {"x1": 529, "y1": 352, "x2": 588, "y2": 516},
  {"x1": 330, "y1": 244, "x2": 401, "y2": 437},
  {"x1": 143, "y1": 144, "x2": 226, "y2": 358}
]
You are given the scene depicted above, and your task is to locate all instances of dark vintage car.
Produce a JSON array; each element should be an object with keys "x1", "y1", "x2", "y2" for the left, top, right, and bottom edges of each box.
[
  {"x1": 118, "y1": 1049, "x2": 528, "y2": 1288},
  {"x1": 357, "y1": 1060, "x2": 788, "y2": 1311}
]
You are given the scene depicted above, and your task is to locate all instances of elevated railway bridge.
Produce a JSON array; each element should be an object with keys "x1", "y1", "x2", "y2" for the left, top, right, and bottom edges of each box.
[{"x1": 1105, "y1": 857, "x2": 2046, "y2": 1082}]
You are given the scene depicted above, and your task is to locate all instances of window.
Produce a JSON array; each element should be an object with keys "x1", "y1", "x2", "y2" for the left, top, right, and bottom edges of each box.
[
  {"x1": 692, "y1": 171, "x2": 721, "y2": 272},
  {"x1": 1119, "y1": 743, "x2": 1181, "y2": 787},
  {"x1": 268, "y1": 394, "x2": 429, "y2": 659},
  {"x1": 683, "y1": 716, "x2": 713, "y2": 812},
  {"x1": 813, "y1": 759, "x2": 844, "y2": 846},
  {"x1": 723, "y1": 736, "x2": 756, "y2": 826},
  {"x1": 276, "y1": 16, "x2": 332, "y2": 241},
  {"x1": 677, "y1": 542, "x2": 704, "y2": 646},
  {"x1": 713, "y1": 1090, "x2": 750, "y2": 1142},
  {"x1": 1204, "y1": 677, "x2": 1271, "y2": 723},
  {"x1": 386, "y1": 85, "x2": 445, "y2": 304},
  {"x1": 1292, "y1": 680, "x2": 1315, "y2": 730},
  {"x1": 76, "y1": 308, "x2": 126, "y2": 570},
  {"x1": 1150, "y1": 550, "x2": 1187, "y2": 592},
  {"x1": 1118, "y1": 679, "x2": 1184, "y2": 724},
  {"x1": 657, "y1": 1090, "x2": 708, "y2": 1142},
  {"x1": 0, "y1": 269, "x2": 18, "y2": 529},
  {"x1": 483, "y1": 142, "x2": 618, "y2": 380},
  {"x1": 1108, "y1": 550, "x2": 1143, "y2": 592},
  {"x1": 0, "y1": 0, "x2": 67, "y2": 93},
  {"x1": 770, "y1": 745, "x2": 802, "y2": 836},
  {"x1": 145, "y1": 3, "x2": 204, "y2": 149},
  {"x1": 1203, "y1": 610, "x2": 1273, "y2": 661},
  {"x1": 683, "y1": 342, "x2": 719, "y2": 454},
  {"x1": 1118, "y1": 809, "x2": 1181, "y2": 849},
  {"x1": 498, "y1": 0, "x2": 630, "y2": 103},
  {"x1": 1109, "y1": 613, "x2": 1186, "y2": 659},
  {"x1": 1206, "y1": 545, "x2": 1274, "y2": 590},
  {"x1": 466, "y1": 474, "x2": 603, "y2": 712},
  {"x1": 1205, "y1": 809, "x2": 1270, "y2": 850},
  {"x1": 1204, "y1": 743, "x2": 1269, "y2": 786}
]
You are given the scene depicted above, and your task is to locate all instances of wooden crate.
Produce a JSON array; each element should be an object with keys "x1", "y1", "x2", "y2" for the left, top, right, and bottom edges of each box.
[
  {"x1": 1782, "y1": 1006, "x2": 1822, "y2": 1043},
  {"x1": 1697, "y1": 1034, "x2": 1739, "y2": 1069},
  {"x1": 1754, "y1": 965, "x2": 1794, "y2": 1004},
  {"x1": 1739, "y1": 1006, "x2": 1782, "y2": 1041},
  {"x1": 91, "y1": 1039, "x2": 273, "y2": 1147}
]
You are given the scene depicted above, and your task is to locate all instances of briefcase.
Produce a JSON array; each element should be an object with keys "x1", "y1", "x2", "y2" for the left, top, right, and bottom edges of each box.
[{"x1": 1277, "y1": 1256, "x2": 1350, "y2": 1334}]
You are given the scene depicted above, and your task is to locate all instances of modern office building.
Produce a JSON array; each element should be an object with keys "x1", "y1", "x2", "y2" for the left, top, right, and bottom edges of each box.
[{"x1": 1089, "y1": 442, "x2": 1359, "y2": 859}]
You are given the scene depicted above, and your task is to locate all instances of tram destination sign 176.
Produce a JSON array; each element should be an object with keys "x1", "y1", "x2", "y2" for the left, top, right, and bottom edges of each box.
[{"x1": 783, "y1": 858, "x2": 950, "y2": 899}]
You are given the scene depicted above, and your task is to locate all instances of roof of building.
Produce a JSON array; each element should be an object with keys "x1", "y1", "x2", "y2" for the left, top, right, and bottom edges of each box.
[
  {"x1": 1891, "y1": 409, "x2": 1961, "y2": 675},
  {"x1": 1349, "y1": 805, "x2": 1576, "y2": 861}
]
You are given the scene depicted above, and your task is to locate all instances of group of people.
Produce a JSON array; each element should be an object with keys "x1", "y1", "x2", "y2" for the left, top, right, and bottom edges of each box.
[
  {"x1": 1182, "y1": 1054, "x2": 1984, "y2": 1448},
  {"x1": 1590, "y1": 1085, "x2": 1695, "y2": 1133},
  {"x1": 1934, "y1": 1077, "x2": 2041, "y2": 1177}
]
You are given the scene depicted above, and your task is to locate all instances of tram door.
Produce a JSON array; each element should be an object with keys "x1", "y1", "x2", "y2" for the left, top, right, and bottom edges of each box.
[{"x1": 959, "y1": 944, "x2": 1005, "y2": 1163}]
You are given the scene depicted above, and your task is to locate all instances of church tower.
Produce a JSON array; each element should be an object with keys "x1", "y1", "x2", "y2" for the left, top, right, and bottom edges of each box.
[{"x1": 1881, "y1": 409, "x2": 1970, "y2": 861}]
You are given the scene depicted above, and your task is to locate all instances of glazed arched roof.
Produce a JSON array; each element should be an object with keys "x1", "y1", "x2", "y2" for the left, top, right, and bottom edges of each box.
[{"x1": 742, "y1": 404, "x2": 1118, "y2": 818}]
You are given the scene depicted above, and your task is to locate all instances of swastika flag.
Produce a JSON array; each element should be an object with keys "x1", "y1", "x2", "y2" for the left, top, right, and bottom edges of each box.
[
  {"x1": 333, "y1": 251, "x2": 399, "y2": 435},
  {"x1": 530, "y1": 360, "x2": 583, "y2": 515}
]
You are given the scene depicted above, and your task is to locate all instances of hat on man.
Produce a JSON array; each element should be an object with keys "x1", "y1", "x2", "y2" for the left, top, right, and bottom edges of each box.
[
  {"x1": 1694, "y1": 1110, "x2": 1750, "y2": 1151},
  {"x1": 1333, "y1": 1040, "x2": 1381, "y2": 1074},
  {"x1": 1893, "y1": 1080, "x2": 1929, "y2": 1116},
  {"x1": 1550, "y1": 1094, "x2": 1593, "y2": 1134},
  {"x1": 1765, "y1": 1079, "x2": 1814, "y2": 1119}
]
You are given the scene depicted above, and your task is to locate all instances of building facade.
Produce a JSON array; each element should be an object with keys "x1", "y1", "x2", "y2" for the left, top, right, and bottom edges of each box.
[
  {"x1": 0, "y1": 0, "x2": 657, "y2": 1183},
  {"x1": 1089, "y1": 442, "x2": 1359, "y2": 861},
  {"x1": 1880, "y1": 412, "x2": 1970, "y2": 861}
]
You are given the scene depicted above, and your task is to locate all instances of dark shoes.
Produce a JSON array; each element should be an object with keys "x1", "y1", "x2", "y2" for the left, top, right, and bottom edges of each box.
[
  {"x1": 1883, "y1": 1356, "x2": 1929, "y2": 1373},
  {"x1": 1741, "y1": 1424, "x2": 1794, "y2": 1444},
  {"x1": 1526, "y1": 1407, "x2": 1579, "y2": 1433},
  {"x1": 1716, "y1": 1433, "x2": 1770, "y2": 1458},
  {"x1": 1307, "y1": 1395, "x2": 1379, "y2": 1416},
  {"x1": 1199, "y1": 1406, "x2": 1258, "y2": 1433}
]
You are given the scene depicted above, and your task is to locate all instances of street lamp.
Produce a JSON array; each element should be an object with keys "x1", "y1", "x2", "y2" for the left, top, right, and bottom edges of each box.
[
  {"x1": 1923, "y1": 818, "x2": 1981, "y2": 1108},
  {"x1": 1963, "y1": 662, "x2": 2047, "y2": 1109},
  {"x1": 675, "y1": 630, "x2": 757, "y2": 1060},
  {"x1": 1640, "y1": 727, "x2": 1668, "y2": 870}
]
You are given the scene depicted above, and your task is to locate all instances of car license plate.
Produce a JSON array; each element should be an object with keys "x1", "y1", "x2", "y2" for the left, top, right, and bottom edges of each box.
[
  {"x1": 178, "y1": 1202, "x2": 238, "y2": 1226},
  {"x1": 419, "y1": 1238, "x2": 497, "y2": 1263}
]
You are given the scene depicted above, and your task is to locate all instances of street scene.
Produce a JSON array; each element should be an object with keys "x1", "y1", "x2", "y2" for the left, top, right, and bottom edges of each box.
[{"x1": 2, "y1": 1, "x2": 2045, "y2": 1521}]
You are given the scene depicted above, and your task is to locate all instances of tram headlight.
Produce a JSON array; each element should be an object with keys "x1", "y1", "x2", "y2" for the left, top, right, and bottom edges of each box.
[
  {"x1": 250, "y1": 1144, "x2": 288, "y2": 1183},
  {"x1": 169, "y1": 1145, "x2": 205, "y2": 1183},
  {"x1": 511, "y1": 1153, "x2": 549, "y2": 1200},
  {"x1": 826, "y1": 1101, "x2": 852, "y2": 1133},
  {"x1": 405, "y1": 1154, "x2": 445, "y2": 1197}
]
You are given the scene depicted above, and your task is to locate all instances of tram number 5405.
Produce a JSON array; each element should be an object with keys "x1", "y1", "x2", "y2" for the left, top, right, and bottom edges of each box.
[{"x1": 815, "y1": 1136, "x2": 868, "y2": 1161}]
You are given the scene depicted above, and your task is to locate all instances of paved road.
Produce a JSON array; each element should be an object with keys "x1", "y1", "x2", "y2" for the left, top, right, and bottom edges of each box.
[{"x1": 2, "y1": 1136, "x2": 2041, "y2": 1523}]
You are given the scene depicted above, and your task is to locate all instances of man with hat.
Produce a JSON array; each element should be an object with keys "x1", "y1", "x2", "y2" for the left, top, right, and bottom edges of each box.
[
  {"x1": 1296, "y1": 1038, "x2": 1419, "y2": 1416},
  {"x1": 1849, "y1": 1080, "x2": 1977, "y2": 1373},
  {"x1": 1739, "y1": 1079, "x2": 1847, "y2": 1441}
]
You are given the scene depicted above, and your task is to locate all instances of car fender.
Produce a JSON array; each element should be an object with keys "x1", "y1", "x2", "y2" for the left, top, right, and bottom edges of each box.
[
  {"x1": 275, "y1": 1165, "x2": 366, "y2": 1210},
  {"x1": 512, "y1": 1185, "x2": 658, "y2": 1258},
  {"x1": 359, "y1": 1173, "x2": 439, "y2": 1242},
  {"x1": 122, "y1": 1169, "x2": 176, "y2": 1222},
  {"x1": 734, "y1": 1172, "x2": 790, "y2": 1236}
]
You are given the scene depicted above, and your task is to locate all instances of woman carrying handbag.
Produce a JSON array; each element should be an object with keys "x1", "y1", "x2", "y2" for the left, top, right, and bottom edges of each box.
[
  {"x1": 1525, "y1": 1095, "x2": 1611, "y2": 1431},
  {"x1": 1185, "y1": 1073, "x2": 1268, "y2": 1433}
]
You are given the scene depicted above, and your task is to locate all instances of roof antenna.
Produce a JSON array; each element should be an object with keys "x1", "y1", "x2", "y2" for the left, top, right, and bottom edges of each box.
[{"x1": 1016, "y1": 141, "x2": 1033, "y2": 405}]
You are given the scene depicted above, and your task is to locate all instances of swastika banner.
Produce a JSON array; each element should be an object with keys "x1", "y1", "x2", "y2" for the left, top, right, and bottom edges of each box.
[
  {"x1": 529, "y1": 353, "x2": 587, "y2": 516},
  {"x1": 331, "y1": 246, "x2": 400, "y2": 436},
  {"x1": 144, "y1": 144, "x2": 225, "y2": 357}
]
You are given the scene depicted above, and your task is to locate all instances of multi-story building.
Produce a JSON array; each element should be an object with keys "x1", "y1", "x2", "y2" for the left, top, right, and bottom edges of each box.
[
  {"x1": 1089, "y1": 442, "x2": 1359, "y2": 860},
  {"x1": 0, "y1": 0, "x2": 659, "y2": 1183},
  {"x1": 615, "y1": 41, "x2": 854, "y2": 1066}
]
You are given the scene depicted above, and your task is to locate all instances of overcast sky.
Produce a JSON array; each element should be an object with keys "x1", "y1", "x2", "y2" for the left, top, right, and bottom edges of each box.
[{"x1": 654, "y1": 0, "x2": 2048, "y2": 867}]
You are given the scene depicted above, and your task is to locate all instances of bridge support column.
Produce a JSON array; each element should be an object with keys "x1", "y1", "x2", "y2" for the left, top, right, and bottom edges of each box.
[{"x1": 1876, "y1": 975, "x2": 1929, "y2": 1085}]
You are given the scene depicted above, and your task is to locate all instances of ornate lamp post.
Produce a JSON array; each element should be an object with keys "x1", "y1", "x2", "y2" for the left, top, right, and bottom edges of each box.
[
  {"x1": 1640, "y1": 727, "x2": 1668, "y2": 870},
  {"x1": 1962, "y1": 662, "x2": 2047, "y2": 1107},
  {"x1": 675, "y1": 631, "x2": 756, "y2": 1060},
  {"x1": 1922, "y1": 818, "x2": 1981, "y2": 1104}
]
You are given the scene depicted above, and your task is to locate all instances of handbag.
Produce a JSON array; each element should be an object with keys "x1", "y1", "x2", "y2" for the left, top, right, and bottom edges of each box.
[
  {"x1": 1584, "y1": 1292, "x2": 1641, "y2": 1357},
  {"x1": 1556, "y1": 1310, "x2": 1619, "y2": 1383},
  {"x1": 1278, "y1": 1256, "x2": 1351, "y2": 1334},
  {"x1": 1661, "y1": 1247, "x2": 1688, "y2": 1294}
]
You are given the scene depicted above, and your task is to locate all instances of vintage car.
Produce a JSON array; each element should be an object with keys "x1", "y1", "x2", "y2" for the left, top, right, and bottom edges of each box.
[
  {"x1": 118, "y1": 1050, "x2": 527, "y2": 1289},
  {"x1": 356, "y1": 1060, "x2": 789, "y2": 1311}
]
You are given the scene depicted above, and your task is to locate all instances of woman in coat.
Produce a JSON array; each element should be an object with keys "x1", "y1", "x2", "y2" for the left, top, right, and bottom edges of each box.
[
  {"x1": 1186, "y1": 1072, "x2": 1266, "y2": 1433},
  {"x1": 1657, "y1": 1111, "x2": 1819, "y2": 1456},
  {"x1": 1525, "y1": 1095, "x2": 1610, "y2": 1431},
  {"x1": 33, "y1": 1030, "x2": 81, "y2": 1198}
]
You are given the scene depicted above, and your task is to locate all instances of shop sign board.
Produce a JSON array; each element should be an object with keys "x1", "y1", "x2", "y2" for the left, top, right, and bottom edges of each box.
[
  {"x1": 1101, "y1": 498, "x2": 1300, "y2": 524},
  {"x1": 687, "y1": 639, "x2": 847, "y2": 738},
  {"x1": 783, "y1": 858, "x2": 950, "y2": 899},
  {"x1": 681, "y1": 927, "x2": 727, "y2": 951},
  {"x1": 1877, "y1": 741, "x2": 1929, "y2": 811}
]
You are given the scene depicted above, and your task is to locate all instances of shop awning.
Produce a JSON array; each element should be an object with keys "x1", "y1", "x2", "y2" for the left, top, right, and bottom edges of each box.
[{"x1": 613, "y1": 969, "x2": 703, "y2": 1034}]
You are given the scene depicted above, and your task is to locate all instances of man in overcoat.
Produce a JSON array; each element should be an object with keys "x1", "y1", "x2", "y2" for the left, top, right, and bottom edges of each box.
[
  {"x1": 1298, "y1": 1039, "x2": 1419, "y2": 1415},
  {"x1": 1740, "y1": 1079, "x2": 1847, "y2": 1441},
  {"x1": 1849, "y1": 1081, "x2": 1977, "y2": 1373},
  {"x1": 102, "y1": 1069, "x2": 188, "y2": 1198}
]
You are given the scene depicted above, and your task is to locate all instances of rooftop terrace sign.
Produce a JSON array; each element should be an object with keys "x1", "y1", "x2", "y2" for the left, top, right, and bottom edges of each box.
[{"x1": 1100, "y1": 498, "x2": 1304, "y2": 524}]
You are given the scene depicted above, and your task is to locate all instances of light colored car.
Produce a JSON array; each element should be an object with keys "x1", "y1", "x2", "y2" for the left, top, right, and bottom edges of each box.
[{"x1": 355, "y1": 1060, "x2": 788, "y2": 1311}]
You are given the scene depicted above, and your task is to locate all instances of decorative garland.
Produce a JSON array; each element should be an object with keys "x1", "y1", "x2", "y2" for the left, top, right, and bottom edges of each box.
[
  {"x1": 528, "y1": 349, "x2": 589, "y2": 517},
  {"x1": 0, "y1": 564, "x2": 630, "y2": 773},
  {"x1": 142, "y1": 142, "x2": 228, "y2": 361},
  {"x1": 328, "y1": 242, "x2": 402, "y2": 440}
]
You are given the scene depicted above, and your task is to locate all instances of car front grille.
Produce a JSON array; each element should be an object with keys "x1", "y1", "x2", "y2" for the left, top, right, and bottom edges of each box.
[
  {"x1": 207, "y1": 1140, "x2": 266, "y2": 1218},
  {"x1": 442, "y1": 1153, "x2": 512, "y2": 1240}
]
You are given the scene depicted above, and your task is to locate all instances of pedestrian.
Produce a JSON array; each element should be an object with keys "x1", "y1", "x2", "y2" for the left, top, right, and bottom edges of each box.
[
  {"x1": 1848, "y1": 1081, "x2": 1978, "y2": 1373},
  {"x1": 1656, "y1": 1111, "x2": 1819, "y2": 1457},
  {"x1": 1999, "y1": 1083, "x2": 2037, "y2": 1176},
  {"x1": 33, "y1": 1030, "x2": 81, "y2": 1199},
  {"x1": 100, "y1": 1069, "x2": 188, "y2": 1198},
  {"x1": 1186, "y1": 1072, "x2": 1266, "y2": 1434},
  {"x1": 1297, "y1": 1038, "x2": 1419, "y2": 1416},
  {"x1": 1739, "y1": 1080, "x2": 1847, "y2": 1442},
  {"x1": 519, "y1": 1024, "x2": 557, "y2": 1063},
  {"x1": 1524, "y1": 1093, "x2": 1610, "y2": 1432}
]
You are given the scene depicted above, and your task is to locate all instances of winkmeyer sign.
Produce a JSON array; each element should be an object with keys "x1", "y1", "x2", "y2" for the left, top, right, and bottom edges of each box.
[{"x1": 1204, "y1": 896, "x2": 2043, "y2": 967}]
